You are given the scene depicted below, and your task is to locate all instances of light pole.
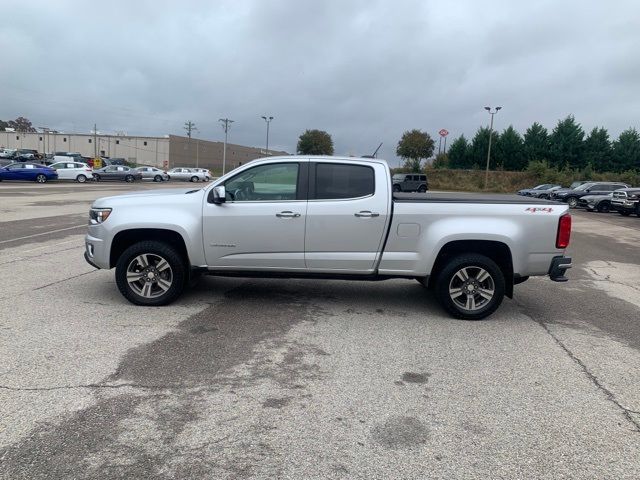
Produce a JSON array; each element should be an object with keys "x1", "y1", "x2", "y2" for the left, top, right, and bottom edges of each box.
[
  {"x1": 219, "y1": 118, "x2": 234, "y2": 175},
  {"x1": 261, "y1": 115, "x2": 274, "y2": 156},
  {"x1": 483, "y1": 106, "x2": 502, "y2": 189}
]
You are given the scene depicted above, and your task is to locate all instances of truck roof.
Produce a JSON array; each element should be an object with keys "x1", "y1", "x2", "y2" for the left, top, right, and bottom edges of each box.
[{"x1": 246, "y1": 155, "x2": 389, "y2": 166}]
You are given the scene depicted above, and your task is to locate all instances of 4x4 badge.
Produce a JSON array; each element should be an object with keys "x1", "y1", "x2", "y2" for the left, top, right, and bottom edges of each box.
[{"x1": 525, "y1": 207, "x2": 554, "y2": 213}]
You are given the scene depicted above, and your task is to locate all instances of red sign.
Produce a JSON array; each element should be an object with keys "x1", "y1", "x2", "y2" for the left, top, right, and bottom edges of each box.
[{"x1": 439, "y1": 129, "x2": 449, "y2": 137}]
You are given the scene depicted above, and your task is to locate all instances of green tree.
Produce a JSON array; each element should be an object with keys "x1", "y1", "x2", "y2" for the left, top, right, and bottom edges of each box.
[
  {"x1": 612, "y1": 128, "x2": 640, "y2": 171},
  {"x1": 523, "y1": 122, "x2": 549, "y2": 162},
  {"x1": 296, "y1": 129, "x2": 334, "y2": 155},
  {"x1": 495, "y1": 125, "x2": 525, "y2": 170},
  {"x1": 548, "y1": 115, "x2": 585, "y2": 169},
  {"x1": 0, "y1": 119, "x2": 8, "y2": 131},
  {"x1": 432, "y1": 153, "x2": 449, "y2": 169},
  {"x1": 583, "y1": 127, "x2": 612, "y2": 172},
  {"x1": 8, "y1": 116, "x2": 36, "y2": 133},
  {"x1": 447, "y1": 135, "x2": 470, "y2": 169},
  {"x1": 469, "y1": 127, "x2": 497, "y2": 169},
  {"x1": 396, "y1": 129, "x2": 435, "y2": 172}
]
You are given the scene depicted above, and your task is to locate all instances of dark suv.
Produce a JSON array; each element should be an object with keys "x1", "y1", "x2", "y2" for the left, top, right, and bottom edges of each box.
[
  {"x1": 551, "y1": 181, "x2": 629, "y2": 208},
  {"x1": 611, "y1": 188, "x2": 640, "y2": 216},
  {"x1": 392, "y1": 173, "x2": 428, "y2": 192}
]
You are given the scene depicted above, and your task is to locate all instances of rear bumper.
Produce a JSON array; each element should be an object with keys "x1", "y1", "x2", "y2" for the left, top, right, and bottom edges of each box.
[{"x1": 549, "y1": 256, "x2": 572, "y2": 282}]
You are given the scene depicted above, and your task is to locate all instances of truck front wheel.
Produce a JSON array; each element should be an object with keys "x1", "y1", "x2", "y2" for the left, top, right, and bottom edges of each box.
[
  {"x1": 115, "y1": 241, "x2": 186, "y2": 306},
  {"x1": 435, "y1": 254, "x2": 505, "y2": 320}
]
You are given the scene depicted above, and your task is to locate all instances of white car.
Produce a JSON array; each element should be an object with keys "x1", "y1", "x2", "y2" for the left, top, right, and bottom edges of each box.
[
  {"x1": 49, "y1": 161, "x2": 93, "y2": 183},
  {"x1": 166, "y1": 168, "x2": 206, "y2": 182},
  {"x1": 191, "y1": 168, "x2": 212, "y2": 181}
]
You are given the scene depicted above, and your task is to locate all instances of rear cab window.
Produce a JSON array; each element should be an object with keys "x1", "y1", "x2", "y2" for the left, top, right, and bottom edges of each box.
[{"x1": 313, "y1": 163, "x2": 375, "y2": 200}]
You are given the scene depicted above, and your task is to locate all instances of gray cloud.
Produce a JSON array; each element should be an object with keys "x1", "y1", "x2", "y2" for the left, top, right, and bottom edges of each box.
[{"x1": 1, "y1": 0, "x2": 638, "y2": 165}]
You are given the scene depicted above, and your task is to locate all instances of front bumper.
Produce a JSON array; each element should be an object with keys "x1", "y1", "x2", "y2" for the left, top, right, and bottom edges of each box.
[
  {"x1": 611, "y1": 201, "x2": 636, "y2": 213},
  {"x1": 549, "y1": 256, "x2": 572, "y2": 282},
  {"x1": 84, "y1": 233, "x2": 110, "y2": 269}
]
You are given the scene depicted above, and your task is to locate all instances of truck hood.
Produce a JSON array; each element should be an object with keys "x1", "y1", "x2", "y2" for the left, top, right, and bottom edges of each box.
[{"x1": 92, "y1": 188, "x2": 204, "y2": 207}]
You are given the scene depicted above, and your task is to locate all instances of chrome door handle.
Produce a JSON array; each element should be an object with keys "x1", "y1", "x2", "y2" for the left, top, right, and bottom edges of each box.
[
  {"x1": 354, "y1": 211, "x2": 380, "y2": 218},
  {"x1": 276, "y1": 211, "x2": 301, "y2": 218}
]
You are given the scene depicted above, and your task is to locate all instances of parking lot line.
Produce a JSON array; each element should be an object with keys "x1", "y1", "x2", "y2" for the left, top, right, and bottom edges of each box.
[{"x1": 0, "y1": 224, "x2": 87, "y2": 244}]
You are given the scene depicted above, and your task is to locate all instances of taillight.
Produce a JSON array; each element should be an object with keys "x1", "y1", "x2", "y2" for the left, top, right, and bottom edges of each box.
[{"x1": 556, "y1": 214, "x2": 571, "y2": 249}]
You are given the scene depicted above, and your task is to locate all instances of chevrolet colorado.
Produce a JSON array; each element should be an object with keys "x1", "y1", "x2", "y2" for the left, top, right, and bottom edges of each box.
[{"x1": 84, "y1": 156, "x2": 572, "y2": 320}]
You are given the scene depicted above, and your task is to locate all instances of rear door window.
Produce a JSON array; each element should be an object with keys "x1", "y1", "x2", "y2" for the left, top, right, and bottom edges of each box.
[{"x1": 314, "y1": 163, "x2": 375, "y2": 200}]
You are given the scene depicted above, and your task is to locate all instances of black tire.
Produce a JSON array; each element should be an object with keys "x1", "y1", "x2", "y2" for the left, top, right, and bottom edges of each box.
[
  {"x1": 115, "y1": 241, "x2": 186, "y2": 306},
  {"x1": 93, "y1": 174, "x2": 101, "y2": 182},
  {"x1": 418, "y1": 185, "x2": 427, "y2": 193},
  {"x1": 434, "y1": 254, "x2": 505, "y2": 320},
  {"x1": 567, "y1": 197, "x2": 578, "y2": 208},
  {"x1": 620, "y1": 210, "x2": 631, "y2": 216},
  {"x1": 76, "y1": 174, "x2": 87, "y2": 183},
  {"x1": 125, "y1": 175, "x2": 134, "y2": 183},
  {"x1": 35, "y1": 174, "x2": 47, "y2": 183},
  {"x1": 393, "y1": 184, "x2": 401, "y2": 192},
  {"x1": 154, "y1": 175, "x2": 162, "y2": 182},
  {"x1": 539, "y1": 194, "x2": 549, "y2": 199},
  {"x1": 190, "y1": 176, "x2": 199, "y2": 182},
  {"x1": 596, "y1": 201, "x2": 610, "y2": 213}
]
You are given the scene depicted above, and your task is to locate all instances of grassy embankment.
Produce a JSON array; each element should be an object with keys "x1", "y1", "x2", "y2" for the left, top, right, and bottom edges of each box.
[{"x1": 423, "y1": 166, "x2": 640, "y2": 193}]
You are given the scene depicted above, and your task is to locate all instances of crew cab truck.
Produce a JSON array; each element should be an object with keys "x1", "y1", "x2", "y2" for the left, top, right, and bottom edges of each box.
[{"x1": 84, "y1": 156, "x2": 572, "y2": 320}]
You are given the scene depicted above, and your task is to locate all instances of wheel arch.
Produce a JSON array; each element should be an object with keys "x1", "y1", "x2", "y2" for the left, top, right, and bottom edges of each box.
[
  {"x1": 110, "y1": 228, "x2": 189, "y2": 268},
  {"x1": 428, "y1": 239, "x2": 514, "y2": 298}
]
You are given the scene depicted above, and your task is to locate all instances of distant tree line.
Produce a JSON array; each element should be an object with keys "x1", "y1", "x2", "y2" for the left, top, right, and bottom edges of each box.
[
  {"x1": 445, "y1": 116, "x2": 640, "y2": 173},
  {"x1": 0, "y1": 116, "x2": 37, "y2": 132}
]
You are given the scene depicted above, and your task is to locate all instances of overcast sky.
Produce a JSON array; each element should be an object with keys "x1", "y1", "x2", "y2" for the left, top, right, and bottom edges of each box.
[{"x1": 1, "y1": 0, "x2": 638, "y2": 165}]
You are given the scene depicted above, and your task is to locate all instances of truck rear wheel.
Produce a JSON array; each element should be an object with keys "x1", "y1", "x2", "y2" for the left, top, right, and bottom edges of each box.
[
  {"x1": 115, "y1": 241, "x2": 186, "y2": 306},
  {"x1": 434, "y1": 254, "x2": 505, "y2": 320}
]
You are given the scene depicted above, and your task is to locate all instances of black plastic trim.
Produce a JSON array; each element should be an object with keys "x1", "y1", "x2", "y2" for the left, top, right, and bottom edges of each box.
[{"x1": 549, "y1": 256, "x2": 572, "y2": 282}]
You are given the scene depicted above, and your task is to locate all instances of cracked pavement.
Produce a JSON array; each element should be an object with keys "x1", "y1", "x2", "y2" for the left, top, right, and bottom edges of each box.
[{"x1": 0, "y1": 183, "x2": 639, "y2": 479}]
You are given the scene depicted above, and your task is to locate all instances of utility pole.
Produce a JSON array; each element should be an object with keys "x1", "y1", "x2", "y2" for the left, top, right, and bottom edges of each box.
[
  {"x1": 483, "y1": 106, "x2": 502, "y2": 189},
  {"x1": 184, "y1": 121, "x2": 198, "y2": 168},
  {"x1": 93, "y1": 123, "x2": 97, "y2": 158},
  {"x1": 184, "y1": 121, "x2": 197, "y2": 139},
  {"x1": 261, "y1": 115, "x2": 274, "y2": 155},
  {"x1": 219, "y1": 118, "x2": 234, "y2": 175}
]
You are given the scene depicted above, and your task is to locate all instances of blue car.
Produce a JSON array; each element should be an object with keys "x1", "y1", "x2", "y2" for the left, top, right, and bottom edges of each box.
[{"x1": 0, "y1": 163, "x2": 58, "y2": 183}]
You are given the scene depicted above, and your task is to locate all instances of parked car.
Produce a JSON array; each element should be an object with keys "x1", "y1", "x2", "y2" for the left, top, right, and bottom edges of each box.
[
  {"x1": 135, "y1": 166, "x2": 169, "y2": 182},
  {"x1": 167, "y1": 167, "x2": 207, "y2": 182},
  {"x1": 0, "y1": 148, "x2": 16, "y2": 158},
  {"x1": 550, "y1": 182, "x2": 629, "y2": 208},
  {"x1": 392, "y1": 173, "x2": 428, "y2": 192},
  {"x1": 84, "y1": 156, "x2": 572, "y2": 320},
  {"x1": 0, "y1": 163, "x2": 58, "y2": 183},
  {"x1": 15, "y1": 149, "x2": 42, "y2": 160},
  {"x1": 611, "y1": 188, "x2": 640, "y2": 216},
  {"x1": 49, "y1": 161, "x2": 93, "y2": 183},
  {"x1": 92, "y1": 165, "x2": 142, "y2": 182},
  {"x1": 517, "y1": 184, "x2": 562, "y2": 199},
  {"x1": 578, "y1": 192, "x2": 613, "y2": 212},
  {"x1": 192, "y1": 168, "x2": 212, "y2": 181},
  {"x1": 569, "y1": 180, "x2": 591, "y2": 189}
]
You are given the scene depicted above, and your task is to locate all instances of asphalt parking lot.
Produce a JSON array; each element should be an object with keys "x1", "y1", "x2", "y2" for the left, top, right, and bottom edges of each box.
[{"x1": 1, "y1": 182, "x2": 639, "y2": 479}]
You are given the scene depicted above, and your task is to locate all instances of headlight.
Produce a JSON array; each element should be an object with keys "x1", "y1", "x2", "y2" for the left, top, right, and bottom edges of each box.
[{"x1": 89, "y1": 208, "x2": 112, "y2": 224}]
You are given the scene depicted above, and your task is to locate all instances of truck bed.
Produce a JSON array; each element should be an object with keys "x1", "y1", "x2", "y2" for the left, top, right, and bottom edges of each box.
[{"x1": 393, "y1": 192, "x2": 557, "y2": 205}]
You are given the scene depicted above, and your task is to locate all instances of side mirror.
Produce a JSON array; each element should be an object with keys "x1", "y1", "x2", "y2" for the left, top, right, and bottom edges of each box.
[{"x1": 212, "y1": 185, "x2": 226, "y2": 204}]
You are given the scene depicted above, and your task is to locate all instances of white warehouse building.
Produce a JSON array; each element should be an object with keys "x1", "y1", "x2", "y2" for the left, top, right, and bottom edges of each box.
[{"x1": 0, "y1": 131, "x2": 288, "y2": 171}]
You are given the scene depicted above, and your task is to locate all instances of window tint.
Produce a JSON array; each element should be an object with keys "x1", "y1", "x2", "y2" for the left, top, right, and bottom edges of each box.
[
  {"x1": 225, "y1": 163, "x2": 298, "y2": 201},
  {"x1": 315, "y1": 163, "x2": 374, "y2": 200}
]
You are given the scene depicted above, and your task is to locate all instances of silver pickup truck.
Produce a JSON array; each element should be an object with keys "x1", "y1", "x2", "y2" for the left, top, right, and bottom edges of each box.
[{"x1": 84, "y1": 156, "x2": 572, "y2": 320}]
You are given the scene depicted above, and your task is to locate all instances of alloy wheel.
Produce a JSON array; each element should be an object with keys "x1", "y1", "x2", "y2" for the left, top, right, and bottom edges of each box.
[
  {"x1": 448, "y1": 266, "x2": 495, "y2": 312},
  {"x1": 126, "y1": 253, "x2": 173, "y2": 299}
]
